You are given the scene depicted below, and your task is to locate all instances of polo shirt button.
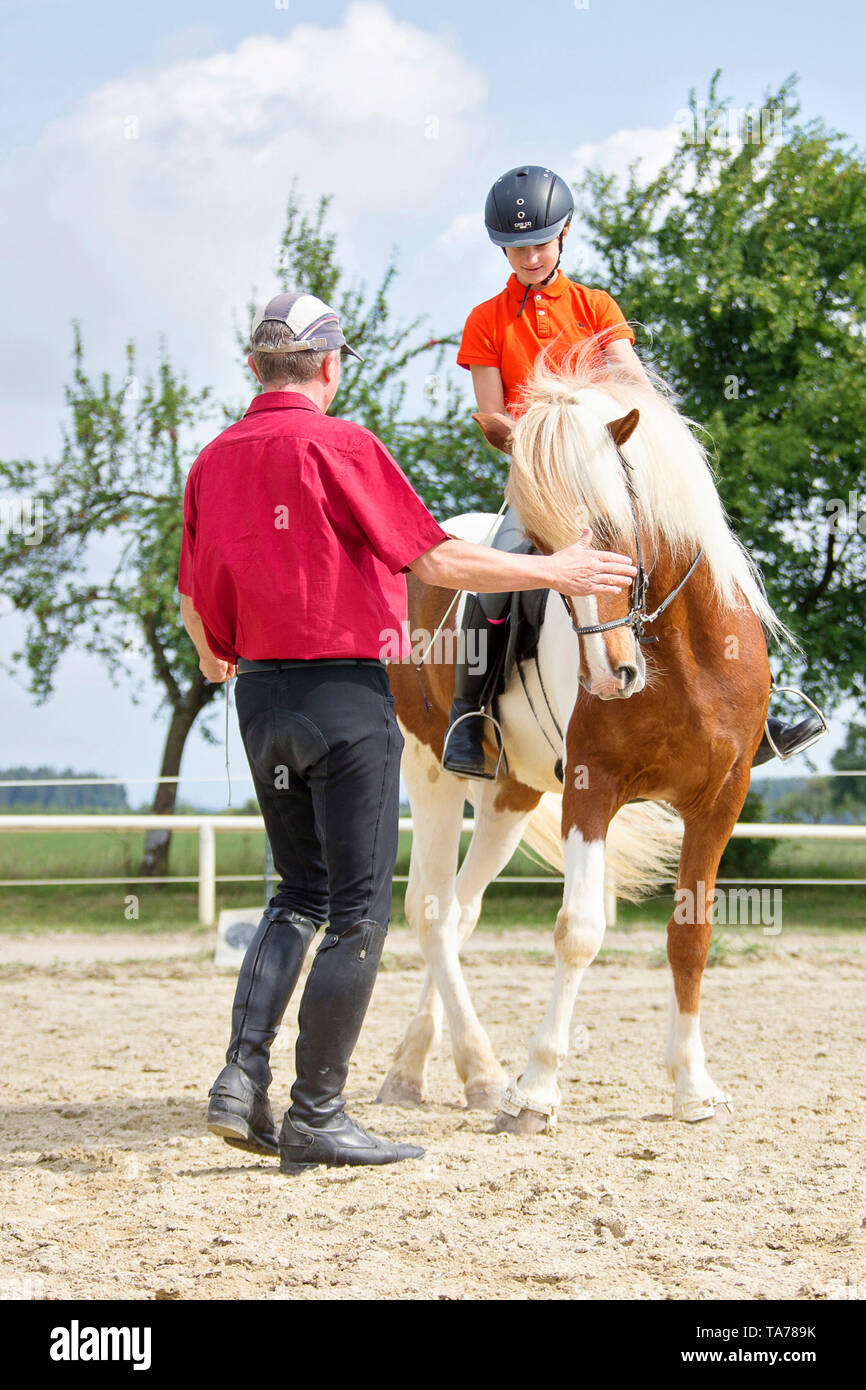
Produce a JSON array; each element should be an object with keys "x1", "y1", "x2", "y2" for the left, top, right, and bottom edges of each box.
[
  {"x1": 538, "y1": 309, "x2": 546, "y2": 315},
  {"x1": 535, "y1": 294, "x2": 542, "y2": 300}
]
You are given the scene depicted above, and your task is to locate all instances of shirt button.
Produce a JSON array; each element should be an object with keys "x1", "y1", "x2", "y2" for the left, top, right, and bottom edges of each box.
[
  {"x1": 535, "y1": 294, "x2": 542, "y2": 300},
  {"x1": 538, "y1": 309, "x2": 546, "y2": 315}
]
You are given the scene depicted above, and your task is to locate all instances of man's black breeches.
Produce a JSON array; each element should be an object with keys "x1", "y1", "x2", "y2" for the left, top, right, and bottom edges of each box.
[{"x1": 234, "y1": 660, "x2": 404, "y2": 934}]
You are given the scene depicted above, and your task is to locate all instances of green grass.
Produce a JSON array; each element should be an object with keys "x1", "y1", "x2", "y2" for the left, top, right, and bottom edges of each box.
[{"x1": 0, "y1": 827, "x2": 862, "y2": 934}]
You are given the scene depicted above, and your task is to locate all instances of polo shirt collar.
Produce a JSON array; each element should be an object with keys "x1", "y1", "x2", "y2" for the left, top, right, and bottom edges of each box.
[
  {"x1": 506, "y1": 270, "x2": 570, "y2": 302},
  {"x1": 245, "y1": 391, "x2": 323, "y2": 416}
]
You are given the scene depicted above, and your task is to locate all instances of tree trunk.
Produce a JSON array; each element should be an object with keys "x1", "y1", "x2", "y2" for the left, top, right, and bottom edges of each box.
[{"x1": 139, "y1": 673, "x2": 216, "y2": 878}]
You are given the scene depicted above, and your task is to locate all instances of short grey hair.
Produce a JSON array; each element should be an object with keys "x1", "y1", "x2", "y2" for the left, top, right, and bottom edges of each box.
[{"x1": 250, "y1": 320, "x2": 335, "y2": 385}]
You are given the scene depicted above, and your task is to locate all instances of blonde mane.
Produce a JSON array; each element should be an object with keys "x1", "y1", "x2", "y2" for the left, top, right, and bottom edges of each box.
[{"x1": 506, "y1": 342, "x2": 791, "y2": 644}]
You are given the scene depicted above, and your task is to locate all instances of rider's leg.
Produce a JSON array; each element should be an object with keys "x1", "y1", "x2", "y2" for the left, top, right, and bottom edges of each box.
[
  {"x1": 442, "y1": 505, "x2": 533, "y2": 779},
  {"x1": 752, "y1": 714, "x2": 825, "y2": 766}
]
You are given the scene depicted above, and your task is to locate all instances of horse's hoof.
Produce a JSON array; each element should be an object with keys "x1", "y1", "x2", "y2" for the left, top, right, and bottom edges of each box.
[
  {"x1": 465, "y1": 1085, "x2": 504, "y2": 1111},
  {"x1": 376, "y1": 1076, "x2": 425, "y2": 1107},
  {"x1": 673, "y1": 1092, "x2": 733, "y2": 1124},
  {"x1": 492, "y1": 1106, "x2": 550, "y2": 1135}
]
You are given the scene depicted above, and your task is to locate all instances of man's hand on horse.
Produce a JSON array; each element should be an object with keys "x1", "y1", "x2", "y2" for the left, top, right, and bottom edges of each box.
[
  {"x1": 200, "y1": 654, "x2": 236, "y2": 683},
  {"x1": 550, "y1": 527, "x2": 637, "y2": 596}
]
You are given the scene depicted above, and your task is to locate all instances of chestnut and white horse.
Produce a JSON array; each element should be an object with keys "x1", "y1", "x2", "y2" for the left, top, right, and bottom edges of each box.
[{"x1": 378, "y1": 359, "x2": 787, "y2": 1132}]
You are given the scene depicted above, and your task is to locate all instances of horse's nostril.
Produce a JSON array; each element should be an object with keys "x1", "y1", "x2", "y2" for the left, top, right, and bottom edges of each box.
[{"x1": 618, "y1": 666, "x2": 638, "y2": 687}]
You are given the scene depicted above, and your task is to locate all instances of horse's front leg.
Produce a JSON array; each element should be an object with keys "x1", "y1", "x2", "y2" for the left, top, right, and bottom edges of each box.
[
  {"x1": 494, "y1": 807, "x2": 610, "y2": 1136},
  {"x1": 666, "y1": 780, "x2": 749, "y2": 1123}
]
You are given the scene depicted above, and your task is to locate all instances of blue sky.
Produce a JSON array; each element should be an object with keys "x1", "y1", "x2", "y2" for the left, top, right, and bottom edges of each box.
[{"x1": 0, "y1": 0, "x2": 862, "y2": 806}]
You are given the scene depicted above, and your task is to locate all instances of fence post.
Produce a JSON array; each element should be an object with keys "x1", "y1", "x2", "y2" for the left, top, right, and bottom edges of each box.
[{"x1": 199, "y1": 822, "x2": 216, "y2": 928}]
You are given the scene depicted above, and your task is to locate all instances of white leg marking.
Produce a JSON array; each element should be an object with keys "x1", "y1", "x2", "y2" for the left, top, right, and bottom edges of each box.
[
  {"x1": 665, "y1": 981, "x2": 728, "y2": 1121},
  {"x1": 381, "y1": 728, "x2": 465, "y2": 1097},
  {"x1": 391, "y1": 729, "x2": 503, "y2": 1094},
  {"x1": 508, "y1": 828, "x2": 607, "y2": 1118}
]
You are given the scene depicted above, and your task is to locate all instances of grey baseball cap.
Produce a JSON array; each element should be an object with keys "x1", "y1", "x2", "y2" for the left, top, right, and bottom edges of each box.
[{"x1": 250, "y1": 291, "x2": 364, "y2": 362}]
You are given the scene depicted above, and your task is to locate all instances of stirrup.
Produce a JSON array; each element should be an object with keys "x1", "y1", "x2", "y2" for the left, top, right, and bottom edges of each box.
[
  {"x1": 763, "y1": 684, "x2": 828, "y2": 760},
  {"x1": 440, "y1": 708, "x2": 508, "y2": 781}
]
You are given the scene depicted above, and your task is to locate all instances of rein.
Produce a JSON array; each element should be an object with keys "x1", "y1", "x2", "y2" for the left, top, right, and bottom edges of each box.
[{"x1": 559, "y1": 446, "x2": 704, "y2": 645}]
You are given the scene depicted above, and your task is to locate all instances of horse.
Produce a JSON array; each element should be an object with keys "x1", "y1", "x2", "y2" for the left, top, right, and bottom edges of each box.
[{"x1": 377, "y1": 354, "x2": 788, "y2": 1132}]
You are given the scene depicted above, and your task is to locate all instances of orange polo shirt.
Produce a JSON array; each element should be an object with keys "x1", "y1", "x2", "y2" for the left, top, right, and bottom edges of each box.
[{"x1": 457, "y1": 272, "x2": 635, "y2": 417}]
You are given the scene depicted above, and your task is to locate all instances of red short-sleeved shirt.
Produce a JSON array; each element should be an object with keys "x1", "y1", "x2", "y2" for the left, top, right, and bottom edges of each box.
[
  {"x1": 177, "y1": 392, "x2": 450, "y2": 663},
  {"x1": 457, "y1": 272, "x2": 635, "y2": 416}
]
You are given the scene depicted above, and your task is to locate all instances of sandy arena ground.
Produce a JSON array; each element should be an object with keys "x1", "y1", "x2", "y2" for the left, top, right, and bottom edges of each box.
[{"x1": 1, "y1": 926, "x2": 864, "y2": 1301}]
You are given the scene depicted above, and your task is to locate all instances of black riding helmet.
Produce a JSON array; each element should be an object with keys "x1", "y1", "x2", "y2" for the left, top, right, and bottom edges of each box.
[
  {"x1": 484, "y1": 165, "x2": 574, "y2": 246},
  {"x1": 484, "y1": 166, "x2": 574, "y2": 315}
]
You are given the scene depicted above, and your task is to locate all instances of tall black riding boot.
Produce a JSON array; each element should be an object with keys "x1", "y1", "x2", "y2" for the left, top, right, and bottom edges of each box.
[
  {"x1": 442, "y1": 592, "x2": 510, "y2": 779},
  {"x1": 752, "y1": 714, "x2": 825, "y2": 767},
  {"x1": 279, "y1": 920, "x2": 425, "y2": 1170},
  {"x1": 207, "y1": 903, "x2": 318, "y2": 1156}
]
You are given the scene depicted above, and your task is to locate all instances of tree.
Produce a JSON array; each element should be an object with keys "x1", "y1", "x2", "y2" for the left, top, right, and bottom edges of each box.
[
  {"x1": 0, "y1": 334, "x2": 222, "y2": 873},
  {"x1": 576, "y1": 72, "x2": 866, "y2": 717},
  {"x1": 827, "y1": 721, "x2": 866, "y2": 820},
  {"x1": 0, "y1": 193, "x2": 501, "y2": 875},
  {"x1": 0, "y1": 766, "x2": 129, "y2": 811},
  {"x1": 236, "y1": 190, "x2": 507, "y2": 515},
  {"x1": 718, "y1": 789, "x2": 778, "y2": 878}
]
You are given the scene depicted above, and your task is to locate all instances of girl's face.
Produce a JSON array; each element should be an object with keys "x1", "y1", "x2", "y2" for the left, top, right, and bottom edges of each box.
[{"x1": 504, "y1": 230, "x2": 566, "y2": 286}]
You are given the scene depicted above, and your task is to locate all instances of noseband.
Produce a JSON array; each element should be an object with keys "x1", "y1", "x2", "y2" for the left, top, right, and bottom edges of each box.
[{"x1": 559, "y1": 446, "x2": 704, "y2": 646}]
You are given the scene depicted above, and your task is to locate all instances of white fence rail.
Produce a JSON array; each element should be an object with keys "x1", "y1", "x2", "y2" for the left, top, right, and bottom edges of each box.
[{"x1": 0, "y1": 814, "x2": 864, "y2": 927}]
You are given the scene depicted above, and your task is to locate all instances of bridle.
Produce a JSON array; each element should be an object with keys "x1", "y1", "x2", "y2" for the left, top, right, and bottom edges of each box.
[{"x1": 558, "y1": 446, "x2": 704, "y2": 646}]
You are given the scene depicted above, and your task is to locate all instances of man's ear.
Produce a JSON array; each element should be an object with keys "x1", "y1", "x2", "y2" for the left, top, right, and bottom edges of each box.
[
  {"x1": 606, "y1": 408, "x2": 640, "y2": 447},
  {"x1": 473, "y1": 411, "x2": 514, "y2": 455},
  {"x1": 247, "y1": 352, "x2": 262, "y2": 383}
]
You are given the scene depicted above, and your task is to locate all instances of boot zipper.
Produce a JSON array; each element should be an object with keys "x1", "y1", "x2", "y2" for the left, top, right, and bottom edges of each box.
[{"x1": 358, "y1": 922, "x2": 377, "y2": 961}]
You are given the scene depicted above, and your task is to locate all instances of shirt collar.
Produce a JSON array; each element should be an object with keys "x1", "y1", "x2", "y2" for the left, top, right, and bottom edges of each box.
[
  {"x1": 506, "y1": 270, "x2": 570, "y2": 302},
  {"x1": 244, "y1": 391, "x2": 323, "y2": 416}
]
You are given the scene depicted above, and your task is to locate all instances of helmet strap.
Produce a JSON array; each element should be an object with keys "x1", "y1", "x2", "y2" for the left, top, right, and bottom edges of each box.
[{"x1": 539, "y1": 228, "x2": 567, "y2": 286}]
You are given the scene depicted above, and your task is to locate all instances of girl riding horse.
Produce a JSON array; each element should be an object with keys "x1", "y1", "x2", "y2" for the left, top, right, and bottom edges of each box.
[{"x1": 444, "y1": 164, "x2": 822, "y2": 777}]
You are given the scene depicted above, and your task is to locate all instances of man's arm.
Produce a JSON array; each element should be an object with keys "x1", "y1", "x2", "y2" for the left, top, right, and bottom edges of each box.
[
  {"x1": 179, "y1": 593, "x2": 236, "y2": 683},
  {"x1": 409, "y1": 532, "x2": 636, "y2": 596}
]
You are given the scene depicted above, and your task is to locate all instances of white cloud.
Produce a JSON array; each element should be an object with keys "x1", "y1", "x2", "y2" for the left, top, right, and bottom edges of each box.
[
  {"x1": 0, "y1": 2, "x2": 491, "y2": 452},
  {"x1": 569, "y1": 122, "x2": 681, "y2": 187}
]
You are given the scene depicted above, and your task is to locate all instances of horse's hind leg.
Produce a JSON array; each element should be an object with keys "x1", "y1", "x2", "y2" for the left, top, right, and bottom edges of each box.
[
  {"x1": 450, "y1": 779, "x2": 542, "y2": 1108},
  {"x1": 377, "y1": 729, "x2": 466, "y2": 1107},
  {"x1": 666, "y1": 780, "x2": 748, "y2": 1124}
]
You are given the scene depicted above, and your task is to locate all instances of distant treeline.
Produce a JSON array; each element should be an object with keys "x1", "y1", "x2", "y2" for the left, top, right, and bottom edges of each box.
[
  {"x1": 0, "y1": 767, "x2": 129, "y2": 811},
  {"x1": 752, "y1": 775, "x2": 865, "y2": 825}
]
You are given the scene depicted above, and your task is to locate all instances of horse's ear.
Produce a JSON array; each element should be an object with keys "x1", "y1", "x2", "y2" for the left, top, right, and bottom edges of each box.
[
  {"x1": 473, "y1": 411, "x2": 514, "y2": 455},
  {"x1": 606, "y1": 408, "x2": 640, "y2": 447}
]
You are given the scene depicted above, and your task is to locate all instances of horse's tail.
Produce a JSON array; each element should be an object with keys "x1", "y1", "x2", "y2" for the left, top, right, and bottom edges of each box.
[{"x1": 520, "y1": 793, "x2": 682, "y2": 902}]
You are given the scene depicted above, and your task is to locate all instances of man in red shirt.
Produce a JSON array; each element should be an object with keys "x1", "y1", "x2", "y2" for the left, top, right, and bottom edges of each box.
[{"x1": 179, "y1": 290, "x2": 637, "y2": 1173}]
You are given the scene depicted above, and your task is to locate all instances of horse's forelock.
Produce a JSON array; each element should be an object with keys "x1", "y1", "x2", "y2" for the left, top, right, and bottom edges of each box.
[{"x1": 510, "y1": 382, "x2": 634, "y2": 554}]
